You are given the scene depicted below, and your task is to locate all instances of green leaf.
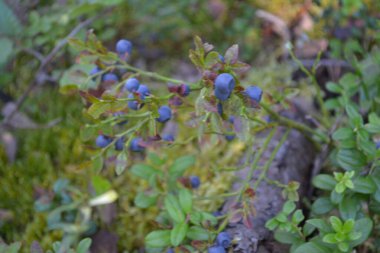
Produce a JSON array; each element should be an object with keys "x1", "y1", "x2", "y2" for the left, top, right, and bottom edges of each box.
[
  {"x1": 169, "y1": 155, "x2": 195, "y2": 178},
  {"x1": 131, "y1": 164, "x2": 160, "y2": 181},
  {"x1": 330, "y1": 190, "x2": 343, "y2": 204},
  {"x1": 170, "y1": 222, "x2": 189, "y2": 246},
  {"x1": 164, "y1": 194, "x2": 185, "y2": 223},
  {"x1": 265, "y1": 218, "x2": 279, "y2": 230},
  {"x1": 351, "y1": 218, "x2": 373, "y2": 247},
  {"x1": 91, "y1": 175, "x2": 111, "y2": 195},
  {"x1": 293, "y1": 242, "x2": 330, "y2": 253},
  {"x1": 274, "y1": 230, "x2": 301, "y2": 244},
  {"x1": 345, "y1": 104, "x2": 363, "y2": 127},
  {"x1": 292, "y1": 210, "x2": 304, "y2": 224},
  {"x1": 332, "y1": 127, "x2": 354, "y2": 141},
  {"x1": 338, "y1": 242, "x2": 349, "y2": 252},
  {"x1": 312, "y1": 174, "x2": 336, "y2": 190},
  {"x1": 179, "y1": 189, "x2": 192, "y2": 214},
  {"x1": 337, "y1": 149, "x2": 367, "y2": 171},
  {"x1": 115, "y1": 152, "x2": 128, "y2": 176},
  {"x1": 190, "y1": 211, "x2": 202, "y2": 225},
  {"x1": 187, "y1": 226, "x2": 210, "y2": 241},
  {"x1": 0, "y1": 1, "x2": 22, "y2": 36},
  {"x1": 306, "y1": 219, "x2": 331, "y2": 233},
  {"x1": 134, "y1": 192, "x2": 158, "y2": 208},
  {"x1": 325, "y1": 98, "x2": 341, "y2": 110},
  {"x1": 282, "y1": 201, "x2": 296, "y2": 215},
  {"x1": 145, "y1": 230, "x2": 171, "y2": 248},
  {"x1": 339, "y1": 195, "x2": 359, "y2": 220},
  {"x1": 311, "y1": 197, "x2": 334, "y2": 215},
  {"x1": 330, "y1": 216, "x2": 342, "y2": 232},
  {"x1": 148, "y1": 152, "x2": 165, "y2": 166},
  {"x1": 0, "y1": 38, "x2": 13, "y2": 66},
  {"x1": 323, "y1": 233, "x2": 338, "y2": 244},
  {"x1": 303, "y1": 223, "x2": 316, "y2": 237},
  {"x1": 76, "y1": 238, "x2": 92, "y2": 253},
  {"x1": 342, "y1": 220, "x2": 354, "y2": 233},
  {"x1": 92, "y1": 155, "x2": 103, "y2": 173},
  {"x1": 326, "y1": 82, "x2": 343, "y2": 94},
  {"x1": 352, "y1": 176, "x2": 376, "y2": 194},
  {"x1": 204, "y1": 51, "x2": 220, "y2": 68}
]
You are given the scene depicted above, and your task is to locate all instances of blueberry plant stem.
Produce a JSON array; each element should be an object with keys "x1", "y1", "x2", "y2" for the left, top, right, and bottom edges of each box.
[
  {"x1": 289, "y1": 49, "x2": 329, "y2": 126},
  {"x1": 253, "y1": 129, "x2": 290, "y2": 190},
  {"x1": 260, "y1": 102, "x2": 329, "y2": 144},
  {"x1": 117, "y1": 63, "x2": 202, "y2": 90}
]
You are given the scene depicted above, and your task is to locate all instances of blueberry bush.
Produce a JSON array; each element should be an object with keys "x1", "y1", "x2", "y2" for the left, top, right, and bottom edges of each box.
[{"x1": 1, "y1": 0, "x2": 380, "y2": 253}]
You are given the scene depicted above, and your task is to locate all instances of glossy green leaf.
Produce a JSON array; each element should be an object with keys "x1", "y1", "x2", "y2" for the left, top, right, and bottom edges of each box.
[
  {"x1": 76, "y1": 238, "x2": 92, "y2": 253},
  {"x1": 312, "y1": 197, "x2": 334, "y2": 215},
  {"x1": 131, "y1": 164, "x2": 160, "y2": 181},
  {"x1": 352, "y1": 177, "x2": 376, "y2": 194},
  {"x1": 134, "y1": 192, "x2": 158, "y2": 208},
  {"x1": 179, "y1": 188, "x2": 192, "y2": 214},
  {"x1": 169, "y1": 155, "x2": 195, "y2": 178},
  {"x1": 312, "y1": 174, "x2": 336, "y2": 190}
]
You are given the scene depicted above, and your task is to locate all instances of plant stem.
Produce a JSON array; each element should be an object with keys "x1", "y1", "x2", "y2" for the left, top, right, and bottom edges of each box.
[
  {"x1": 117, "y1": 63, "x2": 202, "y2": 90},
  {"x1": 260, "y1": 102, "x2": 329, "y2": 144},
  {"x1": 289, "y1": 50, "x2": 329, "y2": 125},
  {"x1": 253, "y1": 129, "x2": 290, "y2": 190}
]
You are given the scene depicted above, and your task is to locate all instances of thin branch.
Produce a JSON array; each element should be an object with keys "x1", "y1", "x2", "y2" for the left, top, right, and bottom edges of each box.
[{"x1": 1, "y1": 8, "x2": 112, "y2": 128}]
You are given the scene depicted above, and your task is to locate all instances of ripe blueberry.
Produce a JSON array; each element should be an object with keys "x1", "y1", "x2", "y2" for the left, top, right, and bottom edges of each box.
[
  {"x1": 90, "y1": 66, "x2": 101, "y2": 76},
  {"x1": 190, "y1": 176, "x2": 200, "y2": 189},
  {"x1": 137, "y1": 84, "x2": 150, "y2": 100},
  {"x1": 376, "y1": 141, "x2": 380, "y2": 149},
  {"x1": 124, "y1": 78, "x2": 140, "y2": 92},
  {"x1": 115, "y1": 137, "x2": 125, "y2": 151},
  {"x1": 214, "y1": 73, "x2": 235, "y2": 101},
  {"x1": 216, "y1": 232, "x2": 231, "y2": 248},
  {"x1": 166, "y1": 248, "x2": 174, "y2": 253},
  {"x1": 130, "y1": 137, "x2": 145, "y2": 152},
  {"x1": 116, "y1": 39, "x2": 132, "y2": 55},
  {"x1": 225, "y1": 134, "x2": 235, "y2": 141},
  {"x1": 208, "y1": 246, "x2": 226, "y2": 253},
  {"x1": 102, "y1": 73, "x2": 119, "y2": 83},
  {"x1": 162, "y1": 134, "x2": 175, "y2": 142},
  {"x1": 156, "y1": 105, "x2": 172, "y2": 123},
  {"x1": 245, "y1": 86, "x2": 263, "y2": 103},
  {"x1": 96, "y1": 135, "x2": 112, "y2": 148},
  {"x1": 127, "y1": 94, "x2": 139, "y2": 110},
  {"x1": 228, "y1": 116, "x2": 235, "y2": 124}
]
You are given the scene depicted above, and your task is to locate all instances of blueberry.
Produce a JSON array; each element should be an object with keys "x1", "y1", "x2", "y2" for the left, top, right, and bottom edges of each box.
[
  {"x1": 96, "y1": 135, "x2": 112, "y2": 148},
  {"x1": 216, "y1": 232, "x2": 231, "y2": 248},
  {"x1": 130, "y1": 137, "x2": 145, "y2": 152},
  {"x1": 156, "y1": 105, "x2": 172, "y2": 123},
  {"x1": 215, "y1": 88, "x2": 230, "y2": 101},
  {"x1": 376, "y1": 141, "x2": 380, "y2": 149},
  {"x1": 208, "y1": 246, "x2": 226, "y2": 253},
  {"x1": 102, "y1": 73, "x2": 119, "y2": 83},
  {"x1": 127, "y1": 94, "x2": 139, "y2": 110},
  {"x1": 214, "y1": 73, "x2": 235, "y2": 101},
  {"x1": 116, "y1": 39, "x2": 132, "y2": 55},
  {"x1": 190, "y1": 176, "x2": 200, "y2": 189},
  {"x1": 217, "y1": 102, "x2": 223, "y2": 116},
  {"x1": 115, "y1": 137, "x2": 125, "y2": 151},
  {"x1": 124, "y1": 78, "x2": 140, "y2": 92},
  {"x1": 215, "y1": 73, "x2": 235, "y2": 93},
  {"x1": 245, "y1": 86, "x2": 263, "y2": 103},
  {"x1": 179, "y1": 84, "x2": 191, "y2": 97},
  {"x1": 228, "y1": 116, "x2": 235, "y2": 124},
  {"x1": 218, "y1": 54, "x2": 225, "y2": 63},
  {"x1": 137, "y1": 84, "x2": 150, "y2": 100},
  {"x1": 225, "y1": 134, "x2": 235, "y2": 141},
  {"x1": 90, "y1": 66, "x2": 101, "y2": 76},
  {"x1": 162, "y1": 134, "x2": 175, "y2": 142},
  {"x1": 167, "y1": 248, "x2": 174, "y2": 253}
]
